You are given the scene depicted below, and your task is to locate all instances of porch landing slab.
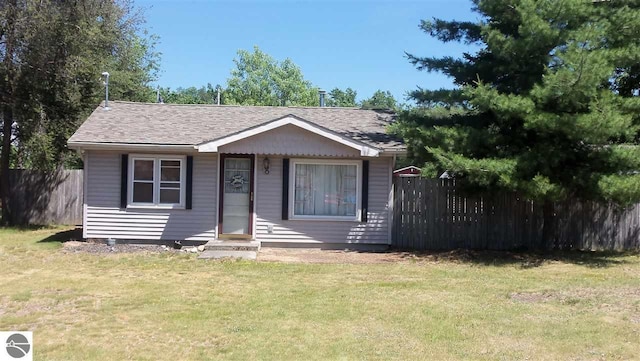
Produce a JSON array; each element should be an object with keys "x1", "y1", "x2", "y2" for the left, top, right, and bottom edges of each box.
[
  {"x1": 198, "y1": 240, "x2": 260, "y2": 260},
  {"x1": 203, "y1": 240, "x2": 260, "y2": 251},
  {"x1": 198, "y1": 250, "x2": 257, "y2": 260}
]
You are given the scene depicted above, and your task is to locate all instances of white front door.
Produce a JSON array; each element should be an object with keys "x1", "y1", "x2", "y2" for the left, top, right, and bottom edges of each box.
[{"x1": 220, "y1": 156, "x2": 253, "y2": 236}]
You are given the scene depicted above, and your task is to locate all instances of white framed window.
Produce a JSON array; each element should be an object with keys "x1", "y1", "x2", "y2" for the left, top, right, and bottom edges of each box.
[
  {"x1": 129, "y1": 155, "x2": 186, "y2": 208},
  {"x1": 290, "y1": 159, "x2": 361, "y2": 221}
]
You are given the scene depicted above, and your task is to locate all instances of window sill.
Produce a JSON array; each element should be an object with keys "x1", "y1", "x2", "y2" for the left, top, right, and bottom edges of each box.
[{"x1": 126, "y1": 204, "x2": 186, "y2": 210}]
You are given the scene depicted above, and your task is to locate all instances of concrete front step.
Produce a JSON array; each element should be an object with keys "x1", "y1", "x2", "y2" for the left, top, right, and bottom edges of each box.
[
  {"x1": 198, "y1": 250, "x2": 257, "y2": 260},
  {"x1": 203, "y1": 240, "x2": 260, "y2": 252}
]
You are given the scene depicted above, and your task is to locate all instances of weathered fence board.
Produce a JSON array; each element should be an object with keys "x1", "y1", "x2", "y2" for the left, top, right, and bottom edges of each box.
[
  {"x1": 392, "y1": 178, "x2": 640, "y2": 251},
  {"x1": 8, "y1": 169, "x2": 83, "y2": 226}
]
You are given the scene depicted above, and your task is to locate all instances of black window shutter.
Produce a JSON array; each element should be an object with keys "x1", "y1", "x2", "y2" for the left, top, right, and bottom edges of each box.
[
  {"x1": 120, "y1": 154, "x2": 128, "y2": 209},
  {"x1": 186, "y1": 156, "x2": 193, "y2": 209},
  {"x1": 361, "y1": 160, "x2": 369, "y2": 222},
  {"x1": 282, "y1": 158, "x2": 289, "y2": 220}
]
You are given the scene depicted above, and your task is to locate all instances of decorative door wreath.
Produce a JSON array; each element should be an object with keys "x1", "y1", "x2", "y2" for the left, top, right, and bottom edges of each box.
[{"x1": 230, "y1": 174, "x2": 245, "y2": 188}]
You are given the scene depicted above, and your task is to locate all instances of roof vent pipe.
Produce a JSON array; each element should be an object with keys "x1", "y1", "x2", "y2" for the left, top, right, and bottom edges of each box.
[
  {"x1": 319, "y1": 90, "x2": 326, "y2": 107},
  {"x1": 156, "y1": 86, "x2": 164, "y2": 104},
  {"x1": 101, "y1": 72, "x2": 110, "y2": 110}
]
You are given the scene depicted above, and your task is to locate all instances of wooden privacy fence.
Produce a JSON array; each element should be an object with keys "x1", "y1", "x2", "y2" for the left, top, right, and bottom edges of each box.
[
  {"x1": 8, "y1": 169, "x2": 83, "y2": 226},
  {"x1": 392, "y1": 177, "x2": 640, "y2": 251}
]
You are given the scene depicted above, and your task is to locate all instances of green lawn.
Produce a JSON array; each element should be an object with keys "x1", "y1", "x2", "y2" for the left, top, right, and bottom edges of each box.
[{"x1": 0, "y1": 227, "x2": 638, "y2": 360}]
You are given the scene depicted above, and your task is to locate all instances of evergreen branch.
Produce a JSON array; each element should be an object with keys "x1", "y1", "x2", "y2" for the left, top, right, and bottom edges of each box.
[
  {"x1": 405, "y1": 53, "x2": 470, "y2": 78},
  {"x1": 408, "y1": 88, "x2": 467, "y2": 107},
  {"x1": 570, "y1": 42, "x2": 589, "y2": 89},
  {"x1": 419, "y1": 19, "x2": 482, "y2": 44}
]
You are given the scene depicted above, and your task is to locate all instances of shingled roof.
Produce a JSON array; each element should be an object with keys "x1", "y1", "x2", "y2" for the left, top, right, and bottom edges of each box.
[{"x1": 68, "y1": 101, "x2": 405, "y2": 153}]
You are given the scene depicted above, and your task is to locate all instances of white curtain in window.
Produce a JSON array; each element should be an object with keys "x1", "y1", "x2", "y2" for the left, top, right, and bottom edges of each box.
[{"x1": 294, "y1": 164, "x2": 357, "y2": 217}]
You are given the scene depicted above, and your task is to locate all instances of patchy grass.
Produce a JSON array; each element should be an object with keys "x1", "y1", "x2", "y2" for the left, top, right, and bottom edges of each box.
[{"x1": 0, "y1": 227, "x2": 639, "y2": 360}]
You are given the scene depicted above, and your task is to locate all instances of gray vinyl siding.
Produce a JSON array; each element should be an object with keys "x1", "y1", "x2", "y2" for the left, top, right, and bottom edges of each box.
[
  {"x1": 85, "y1": 151, "x2": 217, "y2": 241},
  {"x1": 255, "y1": 156, "x2": 392, "y2": 245},
  {"x1": 219, "y1": 124, "x2": 360, "y2": 157},
  {"x1": 84, "y1": 150, "x2": 392, "y2": 244}
]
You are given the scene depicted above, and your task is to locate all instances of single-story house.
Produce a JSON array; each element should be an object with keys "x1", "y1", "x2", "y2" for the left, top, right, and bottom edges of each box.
[{"x1": 68, "y1": 100, "x2": 406, "y2": 248}]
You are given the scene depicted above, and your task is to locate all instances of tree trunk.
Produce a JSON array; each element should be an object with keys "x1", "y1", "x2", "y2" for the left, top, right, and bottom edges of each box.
[{"x1": 541, "y1": 200, "x2": 555, "y2": 251}]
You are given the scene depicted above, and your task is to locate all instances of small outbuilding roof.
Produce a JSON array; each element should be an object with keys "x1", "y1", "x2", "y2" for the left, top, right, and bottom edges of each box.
[
  {"x1": 393, "y1": 165, "x2": 422, "y2": 177},
  {"x1": 68, "y1": 101, "x2": 406, "y2": 154}
]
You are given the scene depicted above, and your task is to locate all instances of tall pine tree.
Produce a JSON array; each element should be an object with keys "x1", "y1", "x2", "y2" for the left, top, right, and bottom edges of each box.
[{"x1": 392, "y1": 0, "x2": 640, "y2": 247}]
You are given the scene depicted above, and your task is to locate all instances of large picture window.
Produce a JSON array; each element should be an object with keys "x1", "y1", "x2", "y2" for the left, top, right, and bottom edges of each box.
[
  {"x1": 129, "y1": 156, "x2": 185, "y2": 207},
  {"x1": 290, "y1": 159, "x2": 361, "y2": 221}
]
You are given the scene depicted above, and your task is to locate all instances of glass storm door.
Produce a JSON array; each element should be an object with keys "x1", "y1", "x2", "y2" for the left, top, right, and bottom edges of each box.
[{"x1": 220, "y1": 156, "x2": 253, "y2": 236}]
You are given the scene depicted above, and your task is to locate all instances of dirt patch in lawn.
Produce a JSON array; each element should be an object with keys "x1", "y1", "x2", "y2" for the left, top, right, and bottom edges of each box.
[
  {"x1": 510, "y1": 287, "x2": 640, "y2": 312},
  {"x1": 62, "y1": 241, "x2": 179, "y2": 254},
  {"x1": 258, "y1": 248, "x2": 548, "y2": 265},
  {"x1": 258, "y1": 248, "x2": 427, "y2": 264},
  {"x1": 257, "y1": 248, "x2": 544, "y2": 264},
  {"x1": 258, "y1": 248, "x2": 638, "y2": 268}
]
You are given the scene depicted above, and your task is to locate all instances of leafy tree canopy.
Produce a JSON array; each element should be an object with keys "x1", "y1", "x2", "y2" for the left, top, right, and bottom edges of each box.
[
  {"x1": 1, "y1": 0, "x2": 159, "y2": 169},
  {"x1": 0, "y1": 0, "x2": 159, "y2": 224},
  {"x1": 361, "y1": 90, "x2": 398, "y2": 110},
  {"x1": 225, "y1": 46, "x2": 317, "y2": 106},
  {"x1": 159, "y1": 84, "x2": 223, "y2": 105},
  {"x1": 326, "y1": 87, "x2": 358, "y2": 107}
]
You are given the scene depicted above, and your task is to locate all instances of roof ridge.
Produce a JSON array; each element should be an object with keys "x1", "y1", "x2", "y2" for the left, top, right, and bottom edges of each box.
[{"x1": 107, "y1": 100, "x2": 374, "y2": 111}]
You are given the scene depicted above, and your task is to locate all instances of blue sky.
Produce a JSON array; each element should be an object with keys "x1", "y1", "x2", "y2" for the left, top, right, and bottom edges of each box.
[{"x1": 136, "y1": 0, "x2": 480, "y2": 104}]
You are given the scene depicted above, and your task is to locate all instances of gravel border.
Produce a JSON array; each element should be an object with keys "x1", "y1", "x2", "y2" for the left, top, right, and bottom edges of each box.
[{"x1": 62, "y1": 241, "x2": 187, "y2": 254}]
